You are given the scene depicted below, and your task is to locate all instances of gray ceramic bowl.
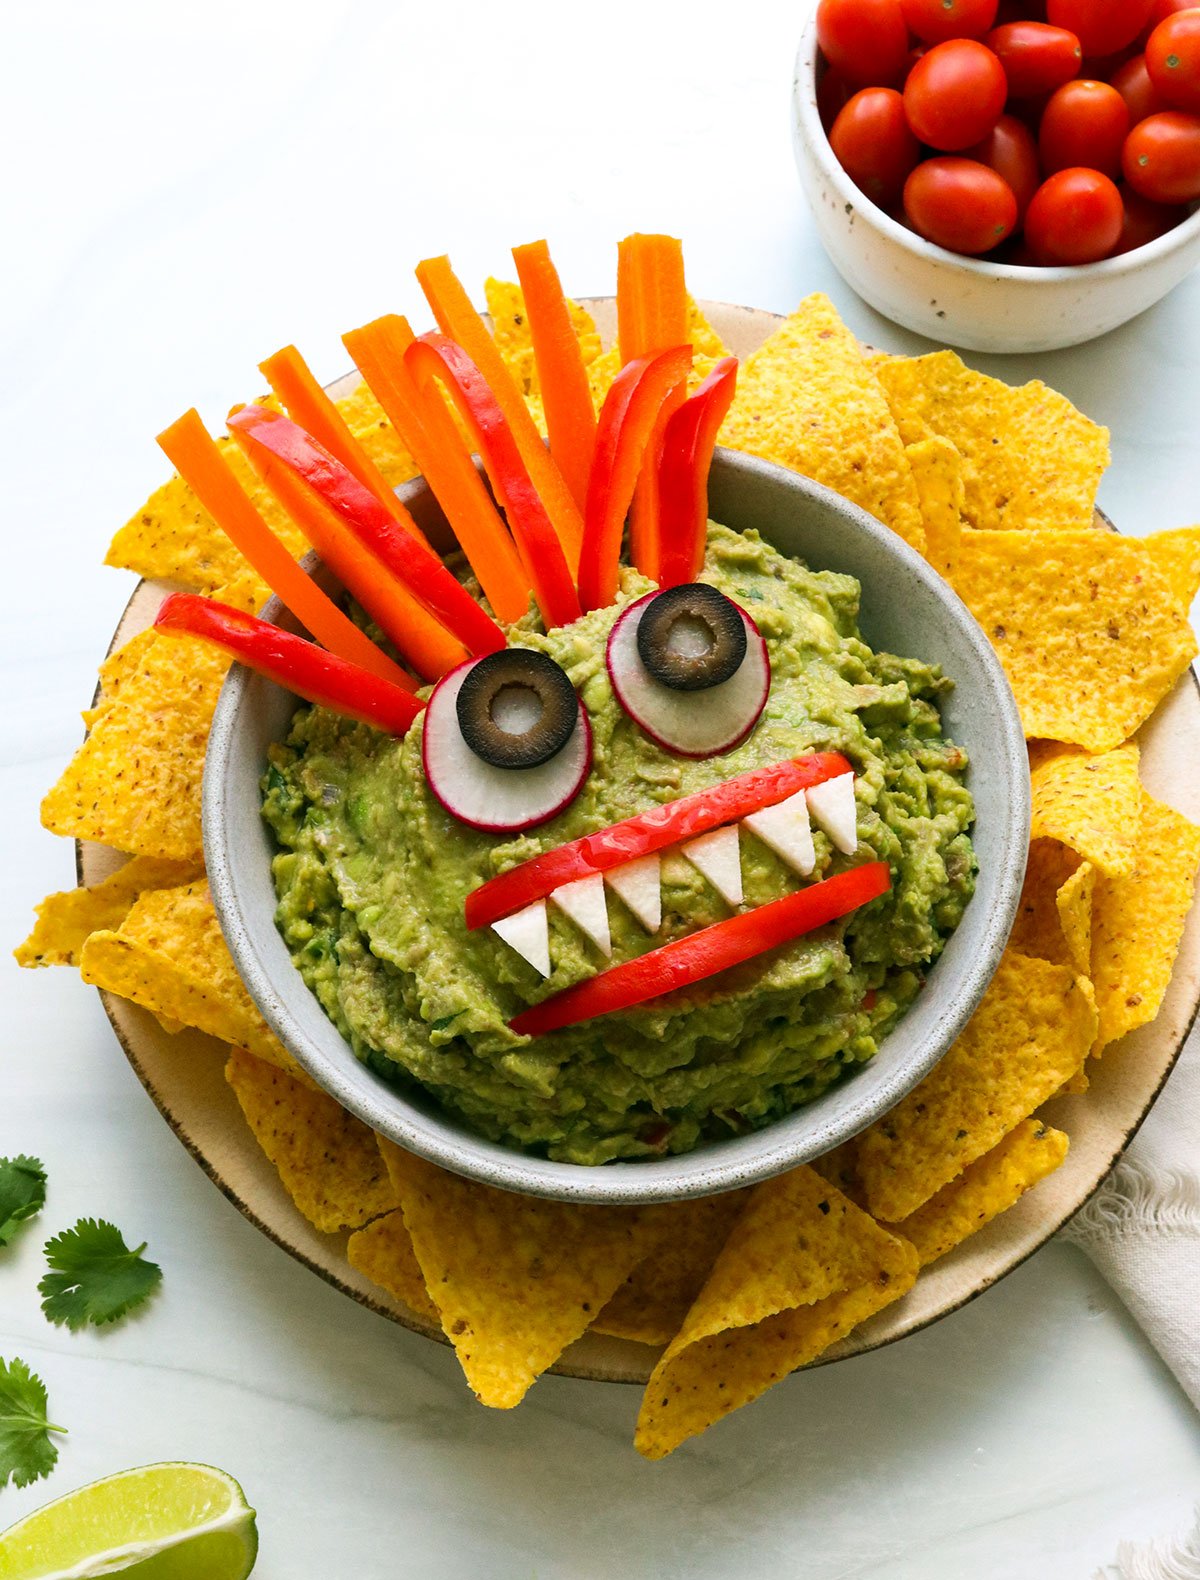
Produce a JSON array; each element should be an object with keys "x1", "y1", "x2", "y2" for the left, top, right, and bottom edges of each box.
[{"x1": 204, "y1": 449, "x2": 1029, "y2": 1204}]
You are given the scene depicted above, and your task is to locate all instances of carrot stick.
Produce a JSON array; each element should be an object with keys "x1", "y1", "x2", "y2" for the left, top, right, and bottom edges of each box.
[
  {"x1": 259, "y1": 344, "x2": 431, "y2": 546},
  {"x1": 511, "y1": 240, "x2": 597, "y2": 516},
  {"x1": 415, "y1": 254, "x2": 584, "y2": 571},
  {"x1": 157, "y1": 410, "x2": 416, "y2": 692},
  {"x1": 342, "y1": 315, "x2": 532, "y2": 625}
]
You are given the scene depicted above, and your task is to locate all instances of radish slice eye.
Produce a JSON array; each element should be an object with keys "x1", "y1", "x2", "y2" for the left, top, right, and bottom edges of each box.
[
  {"x1": 421, "y1": 655, "x2": 592, "y2": 834},
  {"x1": 605, "y1": 588, "x2": 771, "y2": 758}
]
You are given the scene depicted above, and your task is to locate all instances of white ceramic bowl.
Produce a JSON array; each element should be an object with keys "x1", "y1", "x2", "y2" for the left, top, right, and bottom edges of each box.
[{"x1": 792, "y1": 12, "x2": 1200, "y2": 353}]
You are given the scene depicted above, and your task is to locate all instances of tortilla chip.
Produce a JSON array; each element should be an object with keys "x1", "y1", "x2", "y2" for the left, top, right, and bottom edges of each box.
[
  {"x1": 347, "y1": 1210, "x2": 439, "y2": 1323},
  {"x1": 592, "y1": 1190, "x2": 749, "y2": 1346},
  {"x1": 873, "y1": 350, "x2": 1109, "y2": 533},
  {"x1": 1007, "y1": 839, "x2": 1080, "y2": 967},
  {"x1": 892, "y1": 1120, "x2": 1069, "y2": 1266},
  {"x1": 685, "y1": 296, "x2": 731, "y2": 361},
  {"x1": 1029, "y1": 741, "x2": 1139, "y2": 878},
  {"x1": 719, "y1": 295, "x2": 925, "y2": 554},
  {"x1": 1091, "y1": 788, "x2": 1200, "y2": 1054},
  {"x1": 1058, "y1": 1067, "x2": 1091, "y2": 1096},
  {"x1": 1057, "y1": 859, "x2": 1095, "y2": 976},
  {"x1": 810, "y1": 1138, "x2": 866, "y2": 1205},
  {"x1": 906, "y1": 436, "x2": 964, "y2": 577},
  {"x1": 379, "y1": 1139, "x2": 665, "y2": 1408},
  {"x1": 226, "y1": 1049, "x2": 392, "y2": 1233},
  {"x1": 15, "y1": 856, "x2": 202, "y2": 968},
  {"x1": 1141, "y1": 524, "x2": 1200, "y2": 610},
  {"x1": 333, "y1": 380, "x2": 419, "y2": 488},
  {"x1": 857, "y1": 949, "x2": 1097, "y2": 1222},
  {"x1": 485, "y1": 277, "x2": 603, "y2": 396},
  {"x1": 634, "y1": 1168, "x2": 917, "y2": 1459},
  {"x1": 949, "y1": 529, "x2": 1197, "y2": 751}
]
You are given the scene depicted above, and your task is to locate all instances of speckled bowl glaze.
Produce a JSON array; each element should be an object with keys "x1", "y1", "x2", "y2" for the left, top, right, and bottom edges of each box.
[
  {"x1": 792, "y1": 13, "x2": 1200, "y2": 353},
  {"x1": 204, "y1": 449, "x2": 1029, "y2": 1205}
]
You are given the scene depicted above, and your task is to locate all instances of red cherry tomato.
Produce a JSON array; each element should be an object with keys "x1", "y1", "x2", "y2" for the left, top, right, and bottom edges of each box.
[
  {"x1": 1024, "y1": 167, "x2": 1126, "y2": 260},
  {"x1": 1123, "y1": 108, "x2": 1200, "y2": 198},
  {"x1": 830, "y1": 88, "x2": 923, "y2": 204},
  {"x1": 904, "y1": 38, "x2": 1009, "y2": 147},
  {"x1": 1140, "y1": 0, "x2": 1200, "y2": 46},
  {"x1": 817, "y1": 0, "x2": 912, "y2": 85},
  {"x1": 819, "y1": 65, "x2": 854, "y2": 129},
  {"x1": 903, "y1": 156, "x2": 1020, "y2": 251},
  {"x1": 986, "y1": 22, "x2": 1083, "y2": 95},
  {"x1": 967, "y1": 112, "x2": 1042, "y2": 216},
  {"x1": 900, "y1": 0, "x2": 998, "y2": 43},
  {"x1": 1111, "y1": 53, "x2": 1166, "y2": 122},
  {"x1": 1146, "y1": 10, "x2": 1200, "y2": 110},
  {"x1": 1114, "y1": 184, "x2": 1188, "y2": 248},
  {"x1": 1047, "y1": 0, "x2": 1154, "y2": 57},
  {"x1": 1039, "y1": 79, "x2": 1131, "y2": 176}
]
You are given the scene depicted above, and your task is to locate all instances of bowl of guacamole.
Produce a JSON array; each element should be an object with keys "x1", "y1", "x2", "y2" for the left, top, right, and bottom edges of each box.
[{"x1": 204, "y1": 450, "x2": 1029, "y2": 1204}]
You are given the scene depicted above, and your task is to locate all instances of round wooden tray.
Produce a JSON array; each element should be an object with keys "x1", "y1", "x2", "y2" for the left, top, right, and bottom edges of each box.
[{"x1": 79, "y1": 299, "x2": 1200, "y2": 1385}]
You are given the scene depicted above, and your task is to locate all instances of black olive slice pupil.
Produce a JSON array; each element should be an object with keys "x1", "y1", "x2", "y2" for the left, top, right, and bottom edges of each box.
[
  {"x1": 456, "y1": 649, "x2": 577, "y2": 770},
  {"x1": 636, "y1": 584, "x2": 748, "y2": 692}
]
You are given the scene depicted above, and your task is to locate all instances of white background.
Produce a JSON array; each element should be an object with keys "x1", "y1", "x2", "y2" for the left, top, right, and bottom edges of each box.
[{"x1": 3, "y1": 3, "x2": 1199, "y2": 1575}]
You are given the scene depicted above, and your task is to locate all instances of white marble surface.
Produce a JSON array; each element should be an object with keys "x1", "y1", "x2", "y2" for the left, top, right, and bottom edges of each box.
[{"x1": 2, "y1": 2, "x2": 1199, "y2": 1574}]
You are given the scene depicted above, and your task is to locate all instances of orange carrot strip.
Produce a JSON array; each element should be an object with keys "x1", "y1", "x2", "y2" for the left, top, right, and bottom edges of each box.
[
  {"x1": 415, "y1": 254, "x2": 584, "y2": 571},
  {"x1": 158, "y1": 410, "x2": 415, "y2": 692},
  {"x1": 511, "y1": 240, "x2": 598, "y2": 516},
  {"x1": 342, "y1": 315, "x2": 532, "y2": 624},
  {"x1": 258, "y1": 344, "x2": 431, "y2": 546}
]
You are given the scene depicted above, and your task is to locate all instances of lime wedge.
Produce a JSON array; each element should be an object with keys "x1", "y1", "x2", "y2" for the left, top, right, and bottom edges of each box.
[{"x1": 0, "y1": 1461, "x2": 257, "y2": 1579}]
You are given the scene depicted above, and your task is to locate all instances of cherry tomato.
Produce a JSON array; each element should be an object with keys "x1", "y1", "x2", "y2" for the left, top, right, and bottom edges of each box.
[
  {"x1": 1046, "y1": 0, "x2": 1154, "y2": 58},
  {"x1": 1114, "y1": 184, "x2": 1188, "y2": 248},
  {"x1": 1039, "y1": 79, "x2": 1131, "y2": 176},
  {"x1": 967, "y1": 112, "x2": 1042, "y2": 216},
  {"x1": 1146, "y1": 10, "x2": 1200, "y2": 109},
  {"x1": 819, "y1": 65, "x2": 854, "y2": 129},
  {"x1": 904, "y1": 38, "x2": 1009, "y2": 147},
  {"x1": 830, "y1": 88, "x2": 923, "y2": 204},
  {"x1": 986, "y1": 22, "x2": 1083, "y2": 95},
  {"x1": 1140, "y1": 0, "x2": 1200, "y2": 47},
  {"x1": 1123, "y1": 108, "x2": 1200, "y2": 198},
  {"x1": 1024, "y1": 167, "x2": 1126, "y2": 260},
  {"x1": 903, "y1": 156, "x2": 1019, "y2": 250},
  {"x1": 900, "y1": 0, "x2": 998, "y2": 43},
  {"x1": 1111, "y1": 53, "x2": 1166, "y2": 122},
  {"x1": 817, "y1": 0, "x2": 912, "y2": 85}
]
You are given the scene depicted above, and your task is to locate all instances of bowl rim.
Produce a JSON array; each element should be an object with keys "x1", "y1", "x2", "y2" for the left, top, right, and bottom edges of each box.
[
  {"x1": 793, "y1": 9, "x2": 1200, "y2": 282},
  {"x1": 203, "y1": 447, "x2": 1030, "y2": 1205}
]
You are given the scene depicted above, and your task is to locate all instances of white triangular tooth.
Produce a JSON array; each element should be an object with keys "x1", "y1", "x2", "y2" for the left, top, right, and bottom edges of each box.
[
  {"x1": 550, "y1": 873, "x2": 612, "y2": 958},
  {"x1": 743, "y1": 790, "x2": 816, "y2": 876},
  {"x1": 604, "y1": 853, "x2": 662, "y2": 933},
  {"x1": 682, "y1": 824, "x2": 743, "y2": 907},
  {"x1": 806, "y1": 772, "x2": 858, "y2": 854},
  {"x1": 492, "y1": 899, "x2": 551, "y2": 977}
]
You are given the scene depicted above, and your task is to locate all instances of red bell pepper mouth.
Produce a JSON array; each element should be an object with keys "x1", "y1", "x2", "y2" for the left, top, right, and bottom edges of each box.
[
  {"x1": 508, "y1": 860, "x2": 892, "y2": 1037},
  {"x1": 464, "y1": 751, "x2": 853, "y2": 931}
]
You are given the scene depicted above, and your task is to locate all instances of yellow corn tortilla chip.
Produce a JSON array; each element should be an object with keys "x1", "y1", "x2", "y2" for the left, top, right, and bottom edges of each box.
[
  {"x1": 15, "y1": 856, "x2": 202, "y2": 968},
  {"x1": 634, "y1": 1168, "x2": 917, "y2": 1459},
  {"x1": 1029, "y1": 741, "x2": 1139, "y2": 878},
  {"x1": 1058, "y1": 1067, "x2": 1091, "y2": 1096},
  {"x1": 892, "y1": 1120, "x2": 1069, "y2": 1266},
  {"x1": 379, "y1": 1139, "x2": 666, "y2": 1409},
  {"x1": 226, "y1": 1050, "x2": 392, "y2": 1233},
  {"x1": 81, "y1": 630, "x2": 159, "y2": 729},
  {"x1": 1140, "y1": 524, "x2": 1200, "y2": 610},
  {"x1": 719, "y1": 295, "x2": 925, "y2": 554},
  {"x1": 857, "y1": 948, "x2": 1097, "y2": 1222},
  {"x1": 1057, "y1": 859, "x2": 1095, "y2": 977},
  {"x1": 685, "y1": 296, "x2": 731, "y2": 361},
  {"x1": 1091, "y1": 788, "x2": 1200, "y2": 1054},
  {"x1": 347, "y1": 1210, "x2": 439, "y2": 1323},
  {"x1": 906, "y1": 436, "x2": 964, "y2": 578},
  {"x1": 874, "y1": 350, "x2": 1109, "y2": 533},
  {"x1": 592, "y1": 1190, "x2": 749, "y2": 1346},
  {"x1": 950, "y1": 529, "x2": 1197, "y2": 751},
  {"x1": 332, "y1": 380, "x2": 419, "y2": 488},
  {"x1": 1008, "y1": 839, "x2": 1080, "y2": 967},
  {"x1": 810, "y1": 1138, "x2": 866, "y2": 1205}
]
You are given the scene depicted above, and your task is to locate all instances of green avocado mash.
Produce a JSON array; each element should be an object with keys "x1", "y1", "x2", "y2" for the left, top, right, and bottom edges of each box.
[{"x1": 262, "y1": 524, "x2": 976, "y2": 1165}]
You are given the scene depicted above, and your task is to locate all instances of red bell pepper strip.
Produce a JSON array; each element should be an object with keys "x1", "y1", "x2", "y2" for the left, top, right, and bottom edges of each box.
[
  {"x1": 404, "y1": 334, "x2": 582, "y2": 631},
  {"x1": 509, "y1": 861, "x2": 891, "y2": 1037},
  {"x1": 577, "y1": 345, "x2": 694, "y2": 613},
  {"x1": 228, "y1": 406, "x2": 505, "y2": 659},
  {"x1": 465, "y1": 752, "x2": 851, "y2": 931},
  {"x1": 657, "y1": 357, "x2": 740, "y2": 589},
  {"x1": 154, "y1": 594, "x2": 424, "y2": 735}
]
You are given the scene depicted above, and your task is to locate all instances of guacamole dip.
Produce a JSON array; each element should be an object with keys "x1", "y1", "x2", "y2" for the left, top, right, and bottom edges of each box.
[{"x1": 262, "y1": 524, "x2": 976, "y2": 1164}]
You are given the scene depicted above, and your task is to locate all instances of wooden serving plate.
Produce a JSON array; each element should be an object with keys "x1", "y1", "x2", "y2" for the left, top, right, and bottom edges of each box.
[{"x1": 78, "y1": 300, "x2": 1200, "y2": 1386}]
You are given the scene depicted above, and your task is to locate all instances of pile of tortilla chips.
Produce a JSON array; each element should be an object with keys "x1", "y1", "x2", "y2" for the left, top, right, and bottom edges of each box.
[{"x1": 18, "y1": 279, "x2": 1200, "y2": 1461}]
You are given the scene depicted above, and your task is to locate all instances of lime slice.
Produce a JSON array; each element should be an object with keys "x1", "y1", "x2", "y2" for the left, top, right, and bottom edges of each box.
[{"x1": 0, "y1": 1461, "x2": 257, "y2": 1579}]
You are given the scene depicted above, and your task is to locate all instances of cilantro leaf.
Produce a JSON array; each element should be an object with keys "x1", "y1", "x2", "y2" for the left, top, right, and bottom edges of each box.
[
  {"x1": 0, "y1": 1156, "x2": 47, "y2": 1247},
  {"x1": 0, "y1": 1356, "x2": 64, "y2": 1488},
  {"x1": 39, "y1": 1219, "x2": 162, "y2": 1331}
]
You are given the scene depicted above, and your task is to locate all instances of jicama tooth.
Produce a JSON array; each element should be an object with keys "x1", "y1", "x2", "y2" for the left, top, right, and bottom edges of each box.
[
  {"x1": 743, "y1": 791, "x2": 816, "y2": 876},
  {"x1": 806, "y1": 772, "x2": 858, "y2": 854},
  {"x1": 492, "y1": 899, "x2": 551, "y2": 977},
  {"x1": 604, "y1": 854, "x2": 662, "y2": 933},
  {"x1": 682, "y1": 825, "x2": 743, "y2": 907},
  {"x1": 550, "y1": 873, "x2": 613, "y2": 958}
]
